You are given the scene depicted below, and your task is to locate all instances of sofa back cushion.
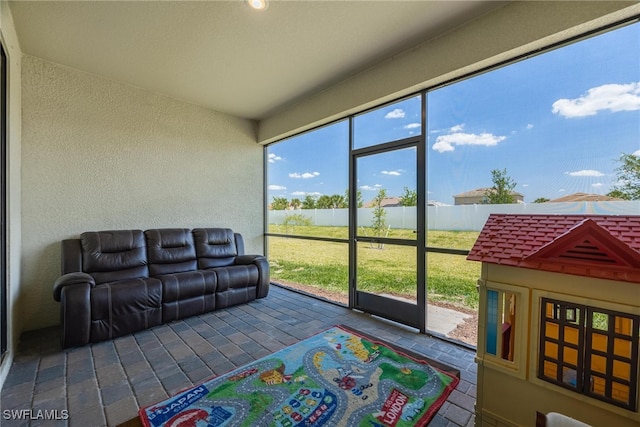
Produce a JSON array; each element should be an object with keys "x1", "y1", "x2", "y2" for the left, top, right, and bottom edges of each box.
[
  {"x1": 145, "y1": 228, "x2": 197, "y2": 276},
  {"x1": 81, "y1": 230, "x2": 149, "y2": 285},
  {"x1": 193, "y1": 228, "x2": 238, "y2": 268}
]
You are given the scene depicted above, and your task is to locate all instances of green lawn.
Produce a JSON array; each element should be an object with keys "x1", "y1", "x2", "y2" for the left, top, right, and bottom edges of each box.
[{"x1": 267, "y1": 225, "x2": 481, "y2": 310}]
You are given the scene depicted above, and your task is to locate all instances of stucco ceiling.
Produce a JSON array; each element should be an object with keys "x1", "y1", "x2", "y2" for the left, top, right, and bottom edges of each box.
[{"x1": 9, "y1": 0, "x2": 504, "y2": 120}]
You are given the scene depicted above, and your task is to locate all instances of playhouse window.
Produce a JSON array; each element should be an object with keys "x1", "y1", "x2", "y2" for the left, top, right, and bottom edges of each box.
[
  {"x1": 538, "y1": 298, "x2": 640, "y2": 411},
  {"x1": 486, "y1": 289, "x2": 517, "y2": 362}
]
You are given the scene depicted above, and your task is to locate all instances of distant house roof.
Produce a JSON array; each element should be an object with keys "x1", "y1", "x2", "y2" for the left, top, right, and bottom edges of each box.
[
  {"x1": 454, "y1": 188, "x2": 524, "y2": 198},
  {"x1": 363, "y1": 196, "x2": 402, "y2": 208},
  {"x1": 467, "y1": 214, "x2": 640, "y2": 283},
  {"x1": 547, "y1": 192, "x2": 624, "y2": 202},
  {"x1": 428, "y1": 200, "x2": 451, "y2": 207}
]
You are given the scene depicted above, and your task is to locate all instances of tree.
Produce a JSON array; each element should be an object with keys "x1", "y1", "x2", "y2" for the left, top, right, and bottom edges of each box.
[
  {"x1": 399, "y1": 187, "x2": 417, "y2": 206},
  {"x1": 316, "y1": 195, "x2": 333, "y2": 209},
  {"x1": 344, "y1": 188, "x2": 363, "y2": 208},
  {"x1": 533, "y1": 197, "x2": 550, "y2": 203},
  {"x1": 329, "y1": 194, "x2": 346, "y2": 209},
  {"x1": 606, "y1": 189, "x2": 628, "y2": 200},
  {"x1": 271, "y1": 196, "x2": 289, "y2": 210},
  {"x1": 484, "y1": 168, "x2": 517, "y2": 204},
  {"x1": 607, "y1": 153, "x2": 640, "y2": 200},
  {"x1": 315, "y1": 194, "x2": 347, "y2": 209},
  {"x1": 371, "y1": 188, "x2": 388, "y2": 248},
  {"x1": 301, "y1": 194, "x2": 317, "y2": 209},
  {"x1": 290, "y1": 198, "x2": 301, "y2": 210}
]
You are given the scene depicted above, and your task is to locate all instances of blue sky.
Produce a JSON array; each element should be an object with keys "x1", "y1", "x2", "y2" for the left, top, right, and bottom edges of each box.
[{"x1": 268, "y1": 22, "x2": 639, "y2": 205}]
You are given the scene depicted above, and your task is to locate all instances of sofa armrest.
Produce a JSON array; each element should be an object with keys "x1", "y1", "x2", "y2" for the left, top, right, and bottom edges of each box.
[
  {"x1": 53, "y1": 272, "x2": 95, "y2": 302},
  {"x1": 235, "y1": 255, "x2": 270, "y2": 298},
  {"x1": 53, "y1": 273, "x2": 95, "y2": 348}
]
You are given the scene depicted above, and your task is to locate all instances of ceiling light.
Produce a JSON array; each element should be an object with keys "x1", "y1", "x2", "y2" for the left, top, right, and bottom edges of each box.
[{"x1": 247, "y1": 0, "x2": 268, "y2": 11}]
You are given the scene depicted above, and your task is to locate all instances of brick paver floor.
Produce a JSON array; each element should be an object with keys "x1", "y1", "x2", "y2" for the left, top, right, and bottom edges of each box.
[{"x1": 1, "y1": 286, "x2": 477, "y2": 426}]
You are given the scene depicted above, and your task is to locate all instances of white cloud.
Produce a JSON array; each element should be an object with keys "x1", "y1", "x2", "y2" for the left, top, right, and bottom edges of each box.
[
  {"x1": 432, "y1": 132, "x2": 506, "y2": 153},
  {"x1": 592, "y1": 183, "x2": 604, "y2": 188},
  {"x1": 522, "y1": 184, "x2": 529, "y2": 187},
  {"x1": 552, "y1": 82, "x2": 640, "y2": 118},
  {"x1": 268, "y1": 153, "x2": 282, "y2": 163},
  {"x1": 360, "y1": 184, "x2": 382, "y2": 191},
  {"x1": 404, "y1": 123, "x2": 421, "y2": 129},
  {"x1": 385, "y1": 108, "x2": 405, "y2": 119},
  {"x1": 430, "y1": 124, "x2": 466, "y2": 135},
  {"x1": 381, "y1": 170, "x2": 402, "y2": 176},
  {"x1": 526, "y1": 124, "x2": 534, "y2": 130},
  {"x1": 290, "y1": 191, "x2": 322, "y2": 197},
  {"x1": 289, "y1": 171, "x2": 320, "y2": 179},
  {"x1": 268, "y1": 184, "x2": 286, "y2": 190},
  {"x1": 566, "y1": 170, "x2": 605, "y2": 177},
  {"x1": 633, "y1": 150, "x2": 640, "y2": 156}
]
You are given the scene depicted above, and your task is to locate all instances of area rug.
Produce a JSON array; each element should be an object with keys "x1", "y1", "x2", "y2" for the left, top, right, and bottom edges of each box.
[{"x1": 139, "y1": 325, "x2": 460, "y2": 427}]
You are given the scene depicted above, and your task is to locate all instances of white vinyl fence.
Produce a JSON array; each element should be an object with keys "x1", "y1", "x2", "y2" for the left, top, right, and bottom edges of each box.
[{"x1": 268, "y1": 201, "x2": 639, "y2": 232}]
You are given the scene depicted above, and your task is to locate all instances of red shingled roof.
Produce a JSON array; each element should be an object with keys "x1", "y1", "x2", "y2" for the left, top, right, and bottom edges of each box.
[{"x1": 467, "y1": 214, "x2": 640, "y2": 283}]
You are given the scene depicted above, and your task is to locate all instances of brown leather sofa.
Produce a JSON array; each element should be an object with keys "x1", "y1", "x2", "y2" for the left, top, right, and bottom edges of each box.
[{"x1": 53, "y1": 228, "x2": 269, "y2": 348}]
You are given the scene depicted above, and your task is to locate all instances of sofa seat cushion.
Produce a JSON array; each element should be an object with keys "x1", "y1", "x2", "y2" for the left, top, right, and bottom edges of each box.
[
  {"x1": 90, "y1": 278, "x2": 162, "y2": 343},
  {"x1": 157, "y1": 270, "x2": 217, "y2": 322},
  {"x1": 158, "y1": 271, "x2": 217, "y2": 302},
  {"x1": 213, "y1": 264, "x2": 259, "y2": 308}
]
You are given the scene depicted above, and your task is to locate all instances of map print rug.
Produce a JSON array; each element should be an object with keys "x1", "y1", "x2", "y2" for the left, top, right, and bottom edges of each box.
[{"x1": 140, "y1": 325, "x2": 460, "y2": 427}]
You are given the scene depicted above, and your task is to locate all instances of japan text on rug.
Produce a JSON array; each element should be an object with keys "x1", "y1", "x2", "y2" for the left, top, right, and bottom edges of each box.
[{"x1": 140, "y1": 325, "x2": 460, "y2": 427}]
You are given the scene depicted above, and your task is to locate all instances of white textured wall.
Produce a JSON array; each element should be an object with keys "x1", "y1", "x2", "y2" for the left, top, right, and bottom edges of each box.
[{"x1": 21, "y1": 56, "x2": 262, "y2": 331}]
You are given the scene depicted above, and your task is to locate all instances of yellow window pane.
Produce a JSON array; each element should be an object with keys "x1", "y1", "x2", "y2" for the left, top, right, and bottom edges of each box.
[
  {"x1": 545, "y1": 302, "x2": 555, "y2": 319},
  {"x1": 614, "y1": 338, "x2": 632, "y2": 358},
  {"x1": 563, "y1": 347, "x2": 578, "y2": 365},
  {"x1": 591, "y1": 354, "x2": 607, "y2": 374},
  {"x1": 613, "y1": 360, "x2": 631, "y2": 381},
  {"x1": 591, "y1": 375, "x2": 606, "y2": 396},
  {"x1": 612, "y1": 382, "x2": 630, "y2": 404},
  {"x1": 564, "y1": 326, "x2": 579, "y2": 345},
  {"x1": 544, "y1": 360, "x2": 558, "y2": 379},
  {"x1": 591, "y1": 333, "x2": 607, "y2": 353},
  {"x1": 544, "y1": 341, "x2": 558, "y2": 359},
  {"x1": 546, "y1": 322, "x2": 559, "y2": 340},
  {"x1": 614, "y1": 316, "x2": 633, "y2": 336}
]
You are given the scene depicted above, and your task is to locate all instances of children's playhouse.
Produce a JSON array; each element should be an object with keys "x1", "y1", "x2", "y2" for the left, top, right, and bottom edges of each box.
[{"x1": 468, "y1": 214, "x2": 640, "y2": 427}]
